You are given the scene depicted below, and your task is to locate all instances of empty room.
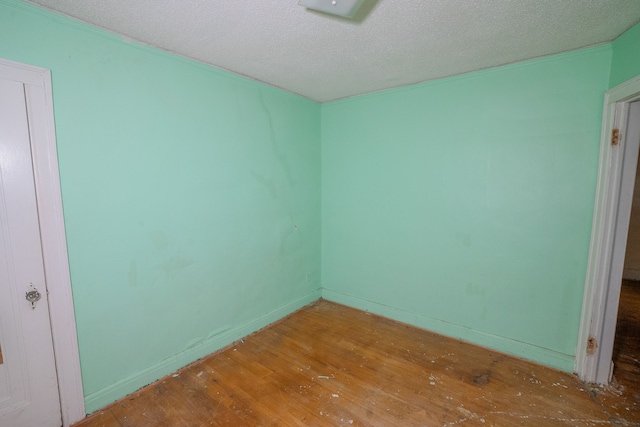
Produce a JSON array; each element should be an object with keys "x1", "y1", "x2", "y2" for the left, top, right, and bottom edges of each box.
[{"x1": 1, "y1": 0, "x2": 640, "y2": 426}]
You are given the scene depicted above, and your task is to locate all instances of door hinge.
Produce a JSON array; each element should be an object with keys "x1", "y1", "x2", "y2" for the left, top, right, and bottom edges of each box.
[
  {"x1": 587, "y1": 336, "x2": 598, "y2": 355},
  {"x1": 611, "y1": 128, "x2": 620, "y2": 146}
]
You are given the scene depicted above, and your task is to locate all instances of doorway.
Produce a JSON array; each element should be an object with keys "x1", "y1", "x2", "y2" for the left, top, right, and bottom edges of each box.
[
  {"x1": 612, "y1": 103, "x2": 640, "y2": 389},
  {"x1": 613, "y1": 280, "x2": 640, "y2": 389},
  {"x1": 578, "y1": 77, "x2": 640, "y2": 384},
  {"x1": 0, "y1": 58, "x2": 84, "y2": 426}
]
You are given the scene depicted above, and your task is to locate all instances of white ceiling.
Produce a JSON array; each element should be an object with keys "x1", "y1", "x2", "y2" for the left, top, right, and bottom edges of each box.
[{"x1": 27, "y1": 0, "x2": 640, "y2": 102}]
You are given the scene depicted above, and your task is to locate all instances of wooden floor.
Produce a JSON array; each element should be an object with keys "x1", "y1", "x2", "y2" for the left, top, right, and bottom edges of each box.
[
  {"x1": 613, "y1": 280, "x2": 640, "y2": 393},
  {"x1": 74, "y1": 300, "x2": 640, "y2": 427}
]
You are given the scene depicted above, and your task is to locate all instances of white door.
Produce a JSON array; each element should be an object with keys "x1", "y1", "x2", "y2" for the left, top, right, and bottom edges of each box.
[{"x1": 0, "y1": 78, "x2": 62, "y2": 426}]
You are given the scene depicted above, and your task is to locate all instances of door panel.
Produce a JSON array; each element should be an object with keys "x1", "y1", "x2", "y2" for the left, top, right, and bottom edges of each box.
[{"x1": 0, "y1": 78, "x2": 61, "y2": 426}]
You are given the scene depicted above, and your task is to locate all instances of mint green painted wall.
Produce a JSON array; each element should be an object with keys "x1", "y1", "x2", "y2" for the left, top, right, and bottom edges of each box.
[
  {"x1": 0, "y1": 0, "x2": 321, "y2": 412},
  {"x1": 321, "y1": 47, "x2": 612, "y2": 371},
  {"x1": 610, "y1": 21, "x2": 640, "y2": 88}
]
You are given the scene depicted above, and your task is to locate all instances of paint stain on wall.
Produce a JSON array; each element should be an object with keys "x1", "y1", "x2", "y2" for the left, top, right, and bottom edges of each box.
[
  {"x1": 466, "y1": 283, "x2": 486, "y2": 297},
  {"x1": 156, "y1": 256, "x2": 194, "y2": 280},
  {"x1": 0, "y1": 344, "x2": 3, "y2": 364},
  {"x1": 149, "y1": 231, "x2": 169, "y2": 250},
  {"x1": 251, "y1": 171, "x2": 278, "y2": 199},
  {"x1": 258, "y1": 89, "x2": 295, "y2": 185}
]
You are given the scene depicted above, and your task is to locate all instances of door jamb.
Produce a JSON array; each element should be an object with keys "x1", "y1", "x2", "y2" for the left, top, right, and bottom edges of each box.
[
  {"x1": 0, "y1": 58, "x2": 85, "y2": 426},
  {"x1": 576, "y1": 74, "x2": 640, "y2": 383}
]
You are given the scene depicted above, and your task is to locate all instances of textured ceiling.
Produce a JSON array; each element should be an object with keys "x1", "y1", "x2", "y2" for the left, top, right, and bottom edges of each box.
[{"x1": 27, "y1": 0, "x2": 640, "y2": 102}]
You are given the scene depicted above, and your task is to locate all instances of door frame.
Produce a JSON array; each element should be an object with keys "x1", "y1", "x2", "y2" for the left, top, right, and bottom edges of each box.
[
  {"x1": 0, "y1": 58, "x2": 85, "y2": 426},
  {"x1": 576, "y1": 74, "x2": 640, "y2": 384}
]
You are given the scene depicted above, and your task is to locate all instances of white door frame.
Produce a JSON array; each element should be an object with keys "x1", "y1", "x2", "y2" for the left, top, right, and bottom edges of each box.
[
  {"x1": 576, "y1": 74, "x2": 640, "y2": 384},
  {"x1": 0, "y1": 58, "x2": 85, "y2": 426}
]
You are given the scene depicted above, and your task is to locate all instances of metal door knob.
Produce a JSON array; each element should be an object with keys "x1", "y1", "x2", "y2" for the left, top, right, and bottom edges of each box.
[{"x1": 25, "y1": 285, "x2": 41, "y2": 309}]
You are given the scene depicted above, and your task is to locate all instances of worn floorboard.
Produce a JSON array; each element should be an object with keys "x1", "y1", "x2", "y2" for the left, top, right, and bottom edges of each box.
[
  {"x1": 73, "y1": 299, "x2": 640, "y2": 426},
  {"x1": 613, "y1": 279, "x2": 640, "y2": 395}
]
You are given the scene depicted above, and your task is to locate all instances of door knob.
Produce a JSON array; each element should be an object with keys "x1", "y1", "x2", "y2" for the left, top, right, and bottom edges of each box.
[{"x1": 25, "y1": 284, "x2": 41, "y2": 310}]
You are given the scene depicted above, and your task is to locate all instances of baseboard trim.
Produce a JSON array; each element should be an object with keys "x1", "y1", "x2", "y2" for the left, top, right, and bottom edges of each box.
[
  {"x1": 321, "y1": 288, "x2": 575, "y2": 373},
  {"x1": 84, "y1": 289, "x2": 322, "y2": 413}
]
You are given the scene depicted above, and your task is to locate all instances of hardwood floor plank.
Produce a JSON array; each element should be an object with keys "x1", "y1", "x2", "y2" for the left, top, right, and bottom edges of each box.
[
  {"x1": 73, "y1": 410, "x2": 122, "y2": 427},
  {"x1": 614, "y1": 280, "x2": 640, "y2": 396},
  {"x1": 73, "y1": 300, "x2": 640, "y2": 427}
]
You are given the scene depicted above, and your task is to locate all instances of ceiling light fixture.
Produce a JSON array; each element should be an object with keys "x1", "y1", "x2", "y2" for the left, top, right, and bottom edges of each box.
[{"x1": 299, "y1": 0, "x2": 365, "y2": 18}]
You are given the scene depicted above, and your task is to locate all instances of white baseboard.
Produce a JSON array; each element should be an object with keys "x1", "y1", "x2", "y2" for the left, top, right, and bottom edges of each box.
[
  {"x1": 321, "y1": 288, "x2": 575, "y2": 373},
  {"x1": 83, "y1": 289, "x2": 322, "y2": 413}
]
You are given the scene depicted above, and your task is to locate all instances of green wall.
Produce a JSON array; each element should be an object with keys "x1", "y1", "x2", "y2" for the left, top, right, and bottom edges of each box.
[
  {"x1": 321, "y1": 46, "x2": 612, "y2": 371},
  {"x1": 0, "y1": 0, "x2": 321, "y2": 412},
  {"x1": 610, "y1": 21, "x2": 640, "y2": 88}
]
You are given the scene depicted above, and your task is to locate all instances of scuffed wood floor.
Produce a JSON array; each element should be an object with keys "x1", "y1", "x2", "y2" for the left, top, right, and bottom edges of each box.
[{"x1": 74, "y1": 300, "x2": 640, "y2": 426}]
